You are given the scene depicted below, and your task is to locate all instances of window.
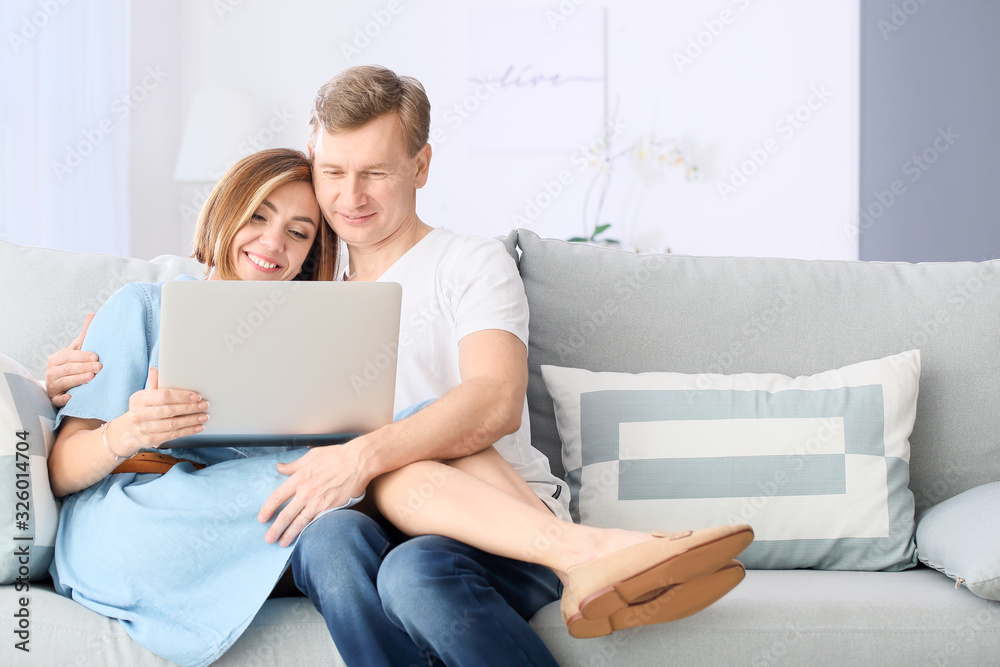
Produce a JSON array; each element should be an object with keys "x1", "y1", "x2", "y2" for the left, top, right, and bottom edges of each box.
[{"x1": 1, "y1": 0, "x2": 130, "y2": 253}]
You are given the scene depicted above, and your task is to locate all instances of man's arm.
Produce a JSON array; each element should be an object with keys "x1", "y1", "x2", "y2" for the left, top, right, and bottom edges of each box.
[
  {"x1": 259, "y1": 328, "x2": 527, "y2": 546},
  {"x1": 46, "y1": 314, "x2": 102, "y2": 407}
]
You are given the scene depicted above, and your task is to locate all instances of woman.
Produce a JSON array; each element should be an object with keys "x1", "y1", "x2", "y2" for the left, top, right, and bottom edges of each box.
[
  {"x1": 48, "y1": 149, "x2": 751, "y2": 665},
  {"x1": 47, "y1": 148, "x2": 339, "y2": 666}
]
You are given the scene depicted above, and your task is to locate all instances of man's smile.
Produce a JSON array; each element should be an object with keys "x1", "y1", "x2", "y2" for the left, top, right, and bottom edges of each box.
[{"x1": 339, "y1": 212, "x2": 375, "y2": 225}]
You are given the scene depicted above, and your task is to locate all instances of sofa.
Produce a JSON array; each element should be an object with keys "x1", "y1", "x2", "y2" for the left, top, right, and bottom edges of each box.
[{"x1": 2, "y1": 228, "x2": 999, "y2": 666}]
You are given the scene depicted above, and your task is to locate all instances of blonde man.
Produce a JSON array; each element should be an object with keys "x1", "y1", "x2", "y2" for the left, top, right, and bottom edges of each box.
[{"x1": 263, "y1": 66, "x2": 749, "y2": 666}]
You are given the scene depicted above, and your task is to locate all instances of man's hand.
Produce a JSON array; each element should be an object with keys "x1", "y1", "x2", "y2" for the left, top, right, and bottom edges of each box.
[
  {"x1": 258, "y1": 441, "x2": 373, "y2": 547},
  {"x1": 46, "y1": 313, "x2": 102, "y2": 407},
  {"x1": 254, "y1": 328, "x2": 530, "y2": 548}
]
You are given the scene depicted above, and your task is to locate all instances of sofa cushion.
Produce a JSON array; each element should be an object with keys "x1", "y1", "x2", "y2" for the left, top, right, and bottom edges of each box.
[
  {"x1": 0, "y1": 241, "x2": 203, "y2": 381},
  {"x1": 531, "y1": 568, "x2": 1000, "y2": 667},
  {"x1": 916, "y1": 482, "x2": 1000, "y2": 601},
  {"x1": 0, "y1": 354, "x2": 59, "y2": 584},
  {"x1": 514, "y1": 229, "x2": 1000, "y2": 516},
  {"x1": 0, "y1": 581, "x2": 341, "y2": 665},
  {"x1": 542, "y1": 351, "x2": 920, "y2": 570}
]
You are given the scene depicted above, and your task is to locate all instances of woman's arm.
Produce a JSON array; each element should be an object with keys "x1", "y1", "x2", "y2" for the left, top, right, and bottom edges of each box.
[
  {"x1": 48, "y1": 367, "x2": 210, "y2": 496},
  {"x1": 49, "y1": 416, "x2": 130, "y2": 497}
]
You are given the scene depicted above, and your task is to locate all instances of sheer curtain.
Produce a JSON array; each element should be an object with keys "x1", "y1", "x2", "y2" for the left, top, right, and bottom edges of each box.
[{"x1": 1, "y1": 0, "x2": 130, "y2": 254}]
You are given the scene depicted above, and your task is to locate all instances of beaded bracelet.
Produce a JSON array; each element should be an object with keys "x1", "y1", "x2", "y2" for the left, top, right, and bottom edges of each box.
[{"x1": 101, "y1": 421, "x2": 126, "y2": 461}]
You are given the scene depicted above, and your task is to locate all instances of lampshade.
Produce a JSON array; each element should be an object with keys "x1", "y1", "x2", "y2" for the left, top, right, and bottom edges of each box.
[{"x1": 173, "y1": 88, "x2": 260, "y2": 182}]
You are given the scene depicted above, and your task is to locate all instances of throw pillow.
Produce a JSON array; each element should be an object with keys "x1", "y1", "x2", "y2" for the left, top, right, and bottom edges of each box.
[
  {"x1": 916, "y1": 482, "x2": 1000, "y2": 600},
  {"x1": 541, "y1": 350, "x2": 921, "y2": 571},
  {"x1": 0, "y1": 353, "x2": 59, "y2": 583}
]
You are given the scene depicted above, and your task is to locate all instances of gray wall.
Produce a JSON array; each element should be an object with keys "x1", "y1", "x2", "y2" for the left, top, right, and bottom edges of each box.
[{"x1": 860, "y1": 0, "x2": 1000, "y2": 261}]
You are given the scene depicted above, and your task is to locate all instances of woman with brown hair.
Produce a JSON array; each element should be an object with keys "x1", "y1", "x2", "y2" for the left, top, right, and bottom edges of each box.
[{"x1": 46, "y1": 148, "x2": 340, "y2": 666}]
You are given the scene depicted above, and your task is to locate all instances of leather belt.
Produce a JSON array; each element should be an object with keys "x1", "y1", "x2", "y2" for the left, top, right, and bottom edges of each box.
[{"x1": 111, "y1": 451, "x2": 206, "y2": 475}]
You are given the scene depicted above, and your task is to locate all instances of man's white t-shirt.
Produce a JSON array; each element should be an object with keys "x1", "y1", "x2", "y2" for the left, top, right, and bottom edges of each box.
[{"x1": 377, "y1": 227, "x2": 571, "y2": 521}]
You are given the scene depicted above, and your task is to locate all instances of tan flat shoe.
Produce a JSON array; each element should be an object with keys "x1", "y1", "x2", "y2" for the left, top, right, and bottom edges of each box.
[
  {"x1": 563, "y1": 523, "x2": 753, "y2": 621},
  {"x1": 564, "y1": 560, "x2": 747, "y2": 639}
]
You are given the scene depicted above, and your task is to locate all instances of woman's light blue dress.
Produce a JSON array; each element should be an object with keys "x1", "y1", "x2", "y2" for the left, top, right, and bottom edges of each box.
[{"x1": 50, "y1": 278, "x2": 367, "y2": 666}]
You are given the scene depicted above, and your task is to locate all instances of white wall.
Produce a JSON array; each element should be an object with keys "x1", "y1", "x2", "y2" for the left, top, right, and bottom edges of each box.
[{"x1": 130, "y1": 0, "x2": 859, "y2": 260}]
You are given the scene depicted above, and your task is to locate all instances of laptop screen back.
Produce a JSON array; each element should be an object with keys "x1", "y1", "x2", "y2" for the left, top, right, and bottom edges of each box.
[{"x1": 157, "y1": 280, "x2": 401, "y2": 446}]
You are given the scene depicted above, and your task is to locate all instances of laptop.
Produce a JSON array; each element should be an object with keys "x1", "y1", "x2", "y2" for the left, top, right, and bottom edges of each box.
[{"x1": 157, "y1": 280, "x2": 401, "y2": 447}]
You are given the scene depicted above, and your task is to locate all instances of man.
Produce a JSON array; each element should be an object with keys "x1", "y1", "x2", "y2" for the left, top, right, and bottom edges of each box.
[{"x1": 256, "y1": 65, "x2": 570, "y2": 666}]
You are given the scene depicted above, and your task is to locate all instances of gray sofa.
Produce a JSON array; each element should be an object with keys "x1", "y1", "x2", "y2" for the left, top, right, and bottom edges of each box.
[{"x1": 2, "y1": 229, "x2": 999, "y2": 666}]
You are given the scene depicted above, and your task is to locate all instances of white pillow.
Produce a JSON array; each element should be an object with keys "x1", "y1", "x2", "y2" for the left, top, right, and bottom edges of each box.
[
  {"x1": 916, "y1": 481, "x2": 1000, "y2": 600},
  {"x1": 0, "y1": 353, "x2": 59, "y2": 583},
  {"x1": 542, "y1": 350, "x2": 921, "y2": 571}
]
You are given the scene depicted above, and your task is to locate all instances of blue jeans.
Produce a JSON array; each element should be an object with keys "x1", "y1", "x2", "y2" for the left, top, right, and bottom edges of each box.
[{"x1": 289, "y1": 509, "x2": 562, "y2": 667}]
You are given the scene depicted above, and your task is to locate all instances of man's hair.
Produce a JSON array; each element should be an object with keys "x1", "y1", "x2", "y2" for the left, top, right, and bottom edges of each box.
[
  {"x1": 192, "y1": 148, "x2": 338, "y2": 282},
  {"x1": 309, "y1": 65, "x2": 431, "y2": 158}
]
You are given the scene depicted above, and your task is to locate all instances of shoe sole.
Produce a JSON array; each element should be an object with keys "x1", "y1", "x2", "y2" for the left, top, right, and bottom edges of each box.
[
  {"x1": 578, "y1": 527, "x2": 753, "y2": 620},
  {"x1": 567, "y1": 561, "x2": 746, "y2": 639}
]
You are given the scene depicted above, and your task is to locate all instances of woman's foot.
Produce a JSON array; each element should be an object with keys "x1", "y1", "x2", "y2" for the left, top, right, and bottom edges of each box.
[
  {"x1": 561, "y1": 524, "x2": 754, "y2": 623},
  {"x1": 563, "y1": 560, "x2": 747, "y2": 638}
]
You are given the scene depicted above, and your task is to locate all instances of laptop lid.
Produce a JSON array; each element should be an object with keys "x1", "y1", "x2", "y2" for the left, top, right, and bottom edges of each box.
[{"x1": 157, "y1": 280, "x2": 401, "y2": 447}]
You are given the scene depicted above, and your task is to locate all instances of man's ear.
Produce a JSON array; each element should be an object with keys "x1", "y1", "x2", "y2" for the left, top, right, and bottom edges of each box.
[
  {"x1": 414, "y1": 143, "x2": 432, "y2": 189},
  {"x1": 306, "y1": 126, "x2": 318, "y2": 159}
]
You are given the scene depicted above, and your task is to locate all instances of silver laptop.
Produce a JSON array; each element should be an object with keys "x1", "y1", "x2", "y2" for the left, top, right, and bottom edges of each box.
[{"x1": 158, "y1": 280, "x2": 401, "y2": 447}]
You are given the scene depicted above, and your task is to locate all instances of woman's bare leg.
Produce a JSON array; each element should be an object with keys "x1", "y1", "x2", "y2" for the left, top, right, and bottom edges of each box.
[
  {"x1": 370, "y1": 450, "x2": 653, "y2": 579},
  {"x1": 370, "y1": 447, "x2": 753, "y2": 636},
  {"x1": 442, "y1": 446, "x2": 550, "y2": 513}
]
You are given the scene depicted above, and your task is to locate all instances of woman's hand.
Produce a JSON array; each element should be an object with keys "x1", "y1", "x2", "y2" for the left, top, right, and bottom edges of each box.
[
  {"x1": 49, "y1": 368, "x2": 209, "y2": 497},
  {"x1": 110, "y1": 368, "x2": 210, "y2": 456},
  {"x1": 46, "y1": 314, "x2": 102, "y2": 407}
]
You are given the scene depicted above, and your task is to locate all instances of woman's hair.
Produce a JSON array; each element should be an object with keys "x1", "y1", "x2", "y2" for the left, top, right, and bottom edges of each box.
[
  {"x1": 308, "y1": 65, "x2": 430, "y2": 158},
  {"x1": 192, "y1": 148, "x2": 337, "y2": 281}
]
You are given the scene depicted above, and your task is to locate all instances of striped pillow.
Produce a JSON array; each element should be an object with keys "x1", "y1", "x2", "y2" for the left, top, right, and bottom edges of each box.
[
  {"x1": 1, "y1": 353, "x2": 59, "y2": 583},
  {"x1": 542, "y1": 351, "x2": 921, "y2": 570}
]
